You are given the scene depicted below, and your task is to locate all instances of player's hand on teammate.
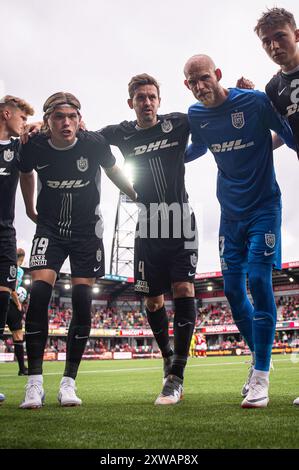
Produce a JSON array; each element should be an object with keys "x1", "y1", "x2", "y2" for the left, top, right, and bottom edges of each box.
[
  {"x1": 26, "y1": 209, "x2": 38, "y2": 224},
  {"x1": 236, "y1": 77, "x2": 255, "y2": 89},
  {"x1": 20, "y1": 121, "x2": 43, "y2": 144},
  {"x1": 12, "y1": 291, "x2": 22, "y2": 311}
]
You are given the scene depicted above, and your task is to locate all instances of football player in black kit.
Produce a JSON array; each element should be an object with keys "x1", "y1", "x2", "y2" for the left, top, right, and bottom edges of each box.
[
  {"x1": 19, "y1": 92, "x2": 136, "y2": 409},
  {"x1": 255, "y1": 7, "x2": 299, "y2": 406},
  {"x1": 100, "y1": 74, "x2": 198, "y2": 405},
  {"x1": 255, "y1": 7, "x2": 299, "y2": 158},
  {"x1": 0, "y1": 95, "x2": 35, "y2": 404}
]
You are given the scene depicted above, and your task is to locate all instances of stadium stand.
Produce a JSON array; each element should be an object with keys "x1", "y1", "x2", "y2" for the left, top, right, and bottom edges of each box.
[{"x1": 1, "y1": 264, "x2": 298, "y2": 358}]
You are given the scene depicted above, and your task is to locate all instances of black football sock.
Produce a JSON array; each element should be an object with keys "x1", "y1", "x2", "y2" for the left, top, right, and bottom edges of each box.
[
  {"x1": 64, "y1": 285, "x2": 92, "y2": 380},
  {"x1": 14, "y1": 340, "x2": 26, "y2": 372},
  {"x1": 146, "y1": 305, "x2": 172, "y2": 357},
  {"x1": 0, "y1": 291, "x2": 10, "y2": 340},
  {"x1": 170, "y1": 297, "x2": 196, "y2": 380},
  {"x1": 25, "y1": 280, "x2": 52, "y2": 375}
]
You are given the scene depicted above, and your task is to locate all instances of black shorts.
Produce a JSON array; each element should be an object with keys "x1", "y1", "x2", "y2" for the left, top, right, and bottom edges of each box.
[
  {"x1": 134, "y1": 214, "x2": 198, "y2": 297},
  {"x1": 0, "y1": 236, "x2": 17, "y2": 290},
  {"x1": 6, "y1": 301, "x2": 23, "y2": 332},
  {"x1": 29, "y1": 229, "x2": 105, "y2": 278}
]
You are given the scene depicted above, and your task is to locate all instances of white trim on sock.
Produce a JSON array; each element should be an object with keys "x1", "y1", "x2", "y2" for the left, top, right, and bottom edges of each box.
[
  {"x1": 252, "y1": 369, "x2": 269, "y2": 380},
  {"x1": 28, "y1": 374, "x2": 43, "y2": 384}
]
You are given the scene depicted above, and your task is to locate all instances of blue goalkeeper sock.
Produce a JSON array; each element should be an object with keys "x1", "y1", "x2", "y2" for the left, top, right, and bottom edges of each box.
[
  {"x1": 223, "y1": 273, "x2": 254, "y2": 352},
  {"x1": 249, "y1": 263, "x2": 276, "y2": 372}
]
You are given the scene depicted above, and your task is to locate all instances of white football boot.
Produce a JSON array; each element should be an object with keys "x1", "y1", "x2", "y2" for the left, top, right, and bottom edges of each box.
[
  {"x1": 241, "y1": 374, "x2": 269, "y2": 408},
  {"x1": 155, "y1": 374, "x2": 183, "y2": 405},
  {"x1": 20, "y1": 378, "x2": 45, "y2": 409},
  {"x1": 58, "y1": 377, "x2": 82, "y2": 407}
]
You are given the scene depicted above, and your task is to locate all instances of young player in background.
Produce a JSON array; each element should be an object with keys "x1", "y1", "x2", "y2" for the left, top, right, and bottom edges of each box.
[
  {"x1": 6, "y1": 247, "x2": 28, "y2": 375},
  {"x1": 255, "y1": 6, "x2": 299, "y2": 406},
  {"x1": 0, "y1": 95, "x2": 36, "y2": 403}
]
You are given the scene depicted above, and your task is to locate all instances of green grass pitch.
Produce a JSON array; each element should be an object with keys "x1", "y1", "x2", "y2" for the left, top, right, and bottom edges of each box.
[{"x1": 0, "y1": 356, "x2": 298, "y2": 449}]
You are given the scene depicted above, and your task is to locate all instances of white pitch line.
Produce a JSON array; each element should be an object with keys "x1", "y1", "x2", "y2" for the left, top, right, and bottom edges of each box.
[{"x1": 0, "y1": 358, "x2": 295, "y2": 378}]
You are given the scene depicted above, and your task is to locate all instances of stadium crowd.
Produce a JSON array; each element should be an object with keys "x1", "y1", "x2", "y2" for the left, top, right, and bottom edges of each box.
[
  {"x1": 15, "y1": 294, "x2": 299, "y2": 330},
  {"x1": 2, "y1": 295, "x2": 299, "y2": 356},
  {"x1": 197, "y1": 296, "x2": 299, "y2": 326}
]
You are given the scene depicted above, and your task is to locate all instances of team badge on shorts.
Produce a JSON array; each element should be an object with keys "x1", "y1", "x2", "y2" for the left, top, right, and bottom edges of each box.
[
  {"x1": 77, "y1": 156, "x2": 89, "y2": 172},
  {"x1": 190, "y1": 253, "x2": 197, "y2": 268},
  {"x1": 265, "y1": 233, "x2": 275, "y2": 249},
  {"x1": 3, "y1": 149, "x2": 14, "y2": 162},
  {"x1": 231, "y1": 112, "x2": 245, "y2": 129},
  {"x1": 9, "y1": 265, "x2": 17, "y2": 279},
  {"x1": 96, "y1": 248, "x2": 102, "y2": 263},
  {"x1": 161, "y1": 120, "x2": 173, "y2": 133}
]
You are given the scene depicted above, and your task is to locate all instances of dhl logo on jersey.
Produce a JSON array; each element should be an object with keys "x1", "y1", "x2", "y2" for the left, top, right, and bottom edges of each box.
[
  {"x1": 134, "y1": 139, "x2": 179, "y2": 155},
  {"x1": 286, "y1": 103, "x2": 299, "y2": 117},
  {"x1": 47, "y1": 180, "x2": 90, "y2": 189},
  {"x1": 210, "y1": 139, "x2": 254, "y2": 153}
]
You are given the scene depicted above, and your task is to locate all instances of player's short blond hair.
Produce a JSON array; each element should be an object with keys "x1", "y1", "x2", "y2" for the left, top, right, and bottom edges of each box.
[
  {"x1": 0, "y1": 95, "x2": 34, "y2": 116},
  {"x1": 128, "y1": 74, "x2": 160, "y2": 99},
  {"x1": 255, "y1": 7, "x2": 297, "y2": 36}
]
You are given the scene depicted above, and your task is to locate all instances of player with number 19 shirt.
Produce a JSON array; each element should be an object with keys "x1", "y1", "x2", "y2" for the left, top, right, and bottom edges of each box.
[
  {"x1": 18, "y1": 92, "x2": 136, "y2": 410},
  {"x1": 19, "y1": 130, "x2": 115, "y2": 276}
]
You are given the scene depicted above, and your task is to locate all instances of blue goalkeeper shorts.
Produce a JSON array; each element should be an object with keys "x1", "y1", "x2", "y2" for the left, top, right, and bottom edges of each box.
[{"x1": 219, "y1": 209, "x2": 281, "y2": 274}]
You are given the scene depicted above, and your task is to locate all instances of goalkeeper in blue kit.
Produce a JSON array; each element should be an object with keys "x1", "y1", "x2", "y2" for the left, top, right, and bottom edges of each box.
[{"x1": 184, "y1": 54, "x2": 296, "y2": 408}]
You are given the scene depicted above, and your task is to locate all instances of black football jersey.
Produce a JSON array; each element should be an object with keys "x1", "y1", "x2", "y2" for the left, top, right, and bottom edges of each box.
[
  {"x1": 0, "y1": 139, "x2": 20, "y2": 236},
  {"x1": 19, "y1": 131, "x2": 116, "y2": 238},
  {"x1": 266, "y1": 71, "x2": 299, "y2": 158},
  {"x1": 100, "y1": 113, "x2": 190, "y2": 207}
]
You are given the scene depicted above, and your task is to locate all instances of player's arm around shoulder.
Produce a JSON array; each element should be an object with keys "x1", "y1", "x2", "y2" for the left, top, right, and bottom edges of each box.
[
  {"x1": 184, "y1": 105, "x2": 208, "y2": 162},
  {"x1": 11, "y1": 290, "x2": 22, "y2": 311},
  {"x1": 95, "y1": 124, "x2": 121, "y2": 147},
  {"x1": 104, "y1": 164, "x2": 137, "y2": 202},
  {"x1": 262, "y1": 81, "x2": 289, "y2": 150},
  {"x1": 91, "y1": 131, "x2": 136, "y2": 201},
  {"x1": 19, "y1": 171, "x2": 37, "y2": 224},
  {"x1": 256, "y1": 90, "x2": 295, "y2": 151},
  {"x1": 18, "y1": 140, "x2": 38, "y2": 223}
]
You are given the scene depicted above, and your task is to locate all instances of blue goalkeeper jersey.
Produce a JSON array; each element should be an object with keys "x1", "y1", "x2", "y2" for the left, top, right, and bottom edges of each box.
[{"x1": 186, "y1": 88, "x2": 295, "y2": 220}]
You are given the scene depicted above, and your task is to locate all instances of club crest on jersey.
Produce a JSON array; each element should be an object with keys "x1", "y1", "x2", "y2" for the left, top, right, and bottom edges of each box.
[
  {"x1": 3, "y1": 149, "x2": 14, "y2": 162},
  {"x1": 231, "y1": 112, "x2": 245, "y2": 129},
  {"x1": 161, "y1": 120, "x2": 173, "y2": 133},
  {"x1": 9, "y1": 265, "x2": 17, "y2": 278},
  {"x1": 190, "y1": 253, "x2": 197, "y2": 268},
  {"x1": 265, "y1": 233, "x2": 275, "y2": 249},
  {"x1": 96, "y1": 249, "x2": 102, "y2": 263},
  {"x1": 77, "y1": 156, "x2": 88, "y2": 172}
]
